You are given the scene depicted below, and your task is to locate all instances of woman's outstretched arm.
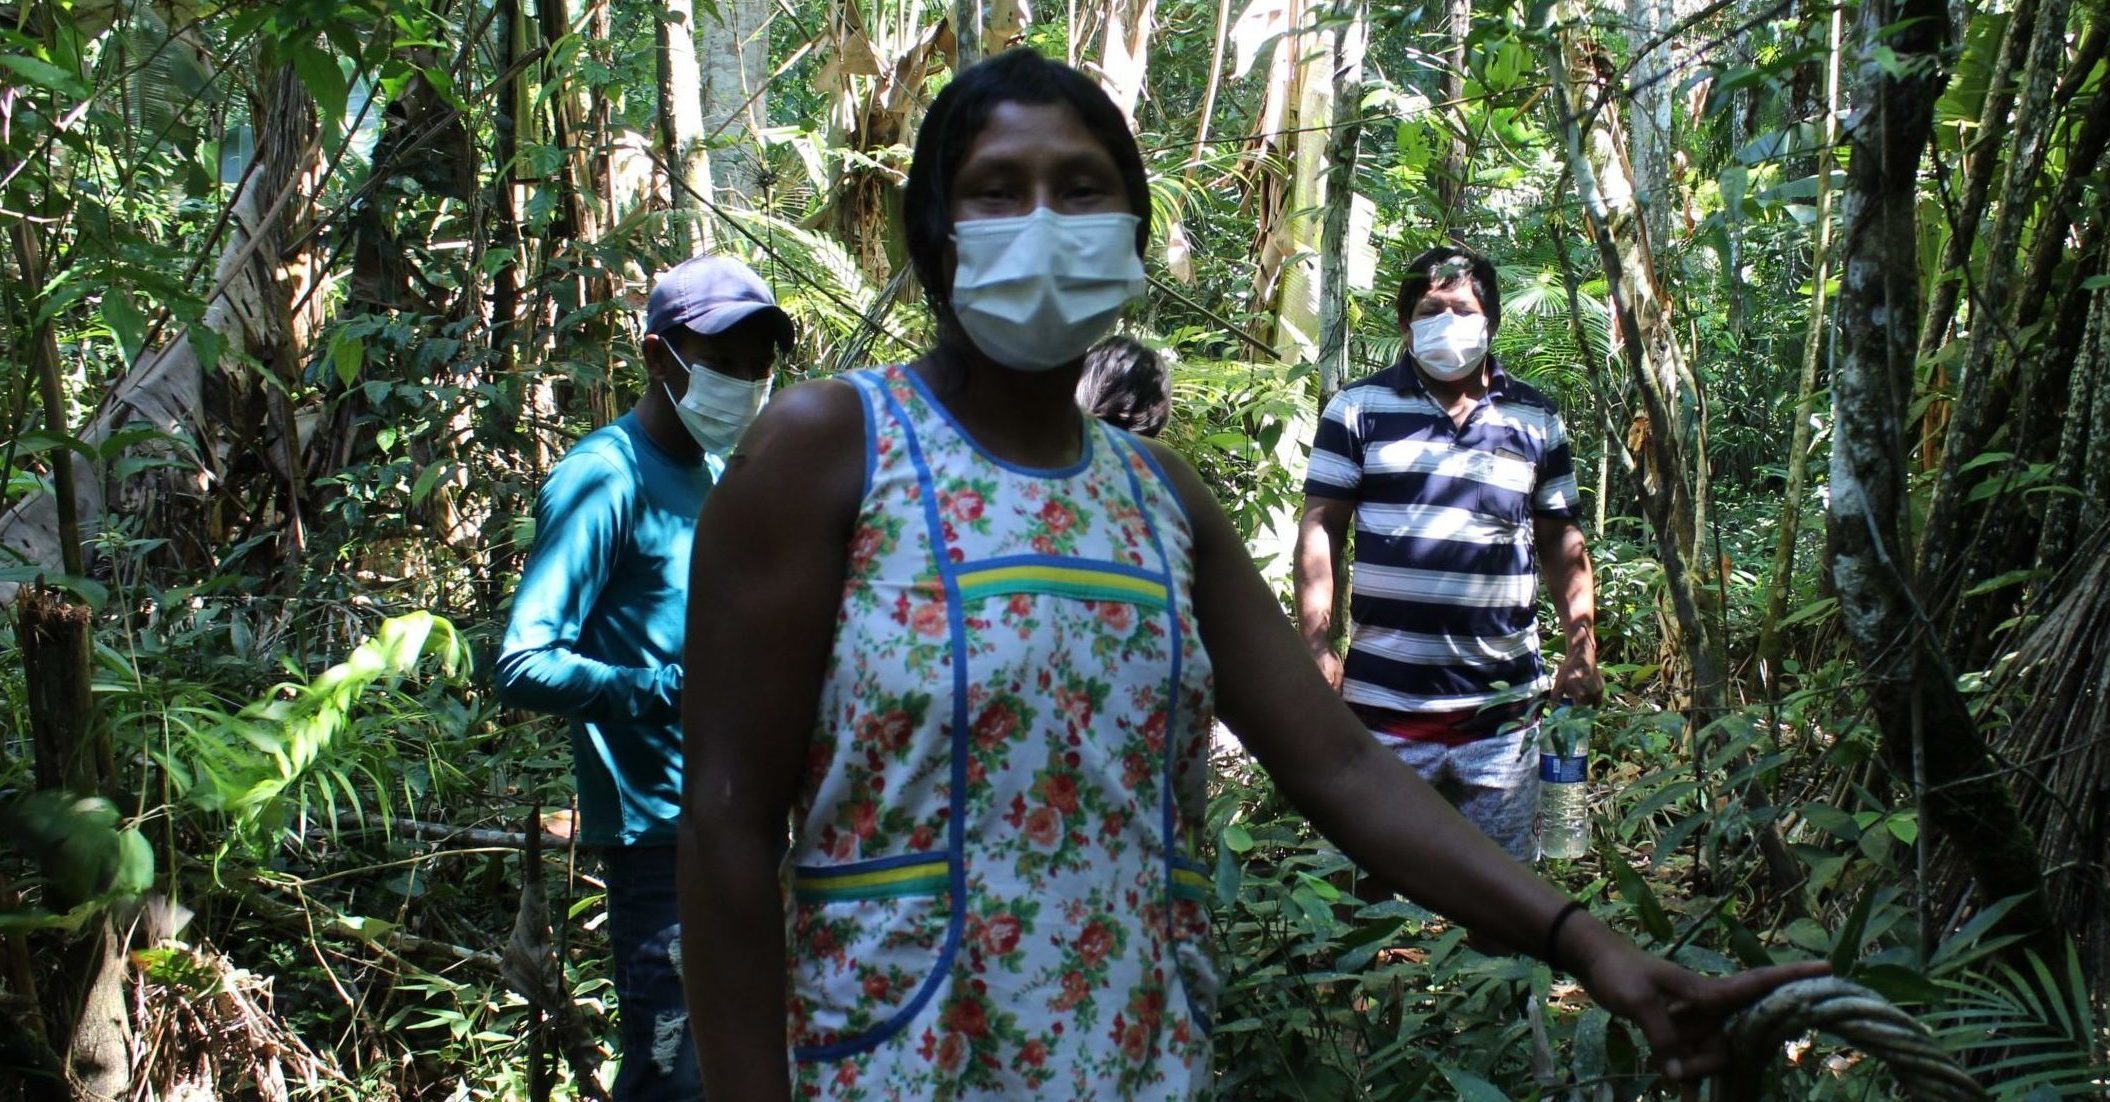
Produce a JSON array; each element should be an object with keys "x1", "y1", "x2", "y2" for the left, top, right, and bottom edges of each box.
[{"x1": 1145, "y1": 437, "x2": 1825, "y2": 1082}]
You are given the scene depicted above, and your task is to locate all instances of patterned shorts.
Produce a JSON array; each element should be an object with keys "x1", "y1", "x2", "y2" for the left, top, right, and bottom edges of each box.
[{"x1": 1374, "y1": 722, "x2": 1540, "y2": 863}]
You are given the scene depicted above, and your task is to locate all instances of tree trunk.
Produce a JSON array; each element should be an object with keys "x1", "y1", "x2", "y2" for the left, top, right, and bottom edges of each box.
[
  {"x1": 1624, "y1": 0, "x2": 1675, "y2": 248},
  {"x1": 661, "y1": 0, "x2": 718, "y2": 250},
  {"x1": 1435, "y1": 0, "x2": 1471, "y2": 231},
  {"x1": 17, "y1": 587, "x2": 101, "y2": 795},
  {"x1": 539, "y1": 0, "x2": 607, "y2": 249},
  {"x1": 1164, "y1": 0, "x2": 1235, "y2": 283},
  {"x1": 1827, "y1": 0, "x2": 2056, "y2": 954},
  {"x1": 955, "y1": 0, "x2": 985, "y2": 66},
  {"x1": 1921, "y1": 4, "x2": 2102, "y2": 669},
  {"x1": 1244, "y1": 0, "x2": 1332, "y2": 583},
  {"x1": 1258, "y1": 0, "x2": 1333, "y2": 360},
  {"x1": 492, "y1": 0, "x2": 529, "y2": 382},
  {"x1": 1916, "y1": 0, "x2": 2070, "y2": 586},
  {"x1": 1755, "y1": 0, "x2": 1842, "y2": 681},
  {"x1": 1316, "y1": 3, "x2": 1369, "y2": 398},
  {"x1": 1547, "y1": 15, "x2": 1719, "y2": 712},
  {"x1": 1097, "y1": 0, "x2": 1155, "y2": 127},
  {"x1": 1913, "y1": 0, "x2": 2041, "y2": 461},
  {"x1": 2043, "y1": 270, "x2": 2110, "y2": 567},
  {"x1": 16, "y1": 581, "x2": 130, "y2": 1101},
  {"x1": 1553, "y1": 226, "x2": 1638, "y2": 533},
  {"x1": 7, "y1": 217, "x2": 83, "y2": 580},
  {"x1": 62, "y1": 920, "x2": 131, "y2": 1102},
  {"x1": 0, "y1": 63, "x2": 322, "y2": 602},
  {"x1": 700, "y1": 0, "x2": 769, "y2": 199},
  {"x1": 826, "y1": 12, "x2": 950, "y2": 284},
  {"x1": 2003, "y1": 466, "x2": 2110, "y2": 995}
]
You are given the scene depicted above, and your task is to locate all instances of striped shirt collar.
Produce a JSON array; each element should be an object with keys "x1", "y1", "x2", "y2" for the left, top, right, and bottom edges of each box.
[{"x1": 1385, "y1": 353, "x2": 1512, "y2": 399}]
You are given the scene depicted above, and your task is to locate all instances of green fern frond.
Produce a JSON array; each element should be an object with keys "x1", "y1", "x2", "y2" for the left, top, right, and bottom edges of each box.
[{"x1": 1923, "y1": 946, "x2": 2109, "y2": 1099}]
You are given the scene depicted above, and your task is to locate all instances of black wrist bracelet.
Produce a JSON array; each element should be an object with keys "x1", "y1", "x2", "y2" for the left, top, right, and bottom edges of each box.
[{"x1": 1543, "y1": 900, "x2": 1587, "y2": 973}]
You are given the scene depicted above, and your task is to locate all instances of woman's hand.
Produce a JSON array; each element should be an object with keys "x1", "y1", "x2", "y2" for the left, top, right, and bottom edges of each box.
[{"x1": 1575, "y1": 935, "x2": 1832, "y2": 1083}]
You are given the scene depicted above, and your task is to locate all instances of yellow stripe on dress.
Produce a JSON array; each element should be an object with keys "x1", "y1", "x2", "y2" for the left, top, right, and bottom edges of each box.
[
  {"x1": 792, "y1": 857, "x2": 949, "y2": 903},
  {"x1": 955, "y1": 562, "x2": 1169, "y2": 610}
]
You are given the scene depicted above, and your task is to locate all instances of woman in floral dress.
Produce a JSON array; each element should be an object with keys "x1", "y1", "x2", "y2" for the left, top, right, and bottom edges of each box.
[{"x1": 677, "y1": 49, "x2": 1823, "y2": 1102}]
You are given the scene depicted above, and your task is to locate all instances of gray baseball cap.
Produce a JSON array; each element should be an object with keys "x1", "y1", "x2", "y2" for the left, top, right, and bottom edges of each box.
[{"x1": 646, "y1": 255, "x2": 795, "y2": 349}]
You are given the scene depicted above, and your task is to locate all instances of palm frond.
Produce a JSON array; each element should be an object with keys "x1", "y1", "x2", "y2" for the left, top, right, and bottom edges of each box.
[{"x1": 1926, "y1": 946, "x2": 2109, "y2": 1099}]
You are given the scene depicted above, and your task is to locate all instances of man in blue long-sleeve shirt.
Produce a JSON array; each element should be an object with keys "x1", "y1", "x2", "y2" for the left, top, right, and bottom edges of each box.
[{"x1": 498, "y1": 255, "x2": 791, "y2": 1101}]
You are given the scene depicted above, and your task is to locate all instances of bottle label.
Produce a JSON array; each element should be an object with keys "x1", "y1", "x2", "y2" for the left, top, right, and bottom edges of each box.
[{"x1": 1539, "y1": 753, "x2": 1587, "y2": 784}]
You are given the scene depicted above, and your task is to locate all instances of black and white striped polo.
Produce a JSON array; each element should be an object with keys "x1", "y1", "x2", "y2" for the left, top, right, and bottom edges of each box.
[{"x1": 1303, "y1": 357, "x2": 1581, "y2": 716}]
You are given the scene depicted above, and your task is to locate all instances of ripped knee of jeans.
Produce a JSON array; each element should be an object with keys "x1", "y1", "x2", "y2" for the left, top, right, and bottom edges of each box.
[{"x1": 650, "y1": 1009, "x2": 688, "y2": 1075}]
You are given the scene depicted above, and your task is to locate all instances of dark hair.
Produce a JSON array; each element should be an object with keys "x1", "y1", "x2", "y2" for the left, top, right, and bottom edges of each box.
[
  {"x1": 1394, "y1": 245, "x2": 1500, "y2": 335},
  {"x1": 902, "y1": 49, "x2": 1152, "y2": 327},
  {"x1": 1076, "y1": 336, "x2": 1170, "y2": 437}
]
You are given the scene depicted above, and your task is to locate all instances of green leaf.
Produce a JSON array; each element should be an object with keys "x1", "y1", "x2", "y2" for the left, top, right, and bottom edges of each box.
[
  {"x1": 1434, "y1": 1063, "x2": 1509, "y2": 1102},
  {"x1": 1929, "y1": 894, "x2": 2030, "y2": 972},
  {"x1": 291, "y1": 45, "x2": 348, "y2": 127},
  {"x1": 99, "y1": 425, "x2": 178, "y2": 458},
  {"x1": 1831, "y1": 885, "x2": 1879, "y2": 971},
  {"x1": 330, "y1": 331, "x2": 367, "y2": 386},
  {"x1": 190, "y1": 325, "x2": 227, "y2": 372},
  {"x1": 1801, "y1": 802, "x2": 1861, "y2": 841},
  {"x1": 1721, "y1": 913, "x2": 1775, "y2": 968},
  {"x1": 1777, "y1": 596, "x2": 1837, "y2": 628},
  {"x1": 1333, "y1": 916, "x2": 1405, "y2": 973},
  {"x1": 112, "y1": 829, "x2": 155, "y2": 895},
  {"x1": 336, "y1": 914, "x2": 400, "y2": 942},
  {"x1": 1966, "y1": 473, "x2": 2018, "y2": 503},
  {"x1": 0, "y1": 569, "x2": 109, "y2": 609},
  {"x1": 102, "y1": 291, "x2": 147, "y2": 361},
  {"x1": 1298, "y1": 871, "x2": 1341, "y2": 902},
  {"x1": 10, "y1": 428, "x2": 99, "y2": 464},
  {"x1": 1222, "y1": 823, "x2": 1254, "y2": 853},
  {"x1": 0, "y1": 53, "x2": 87, "y2": 98},
  {"x1": 1608, "y1": 851, "x2": 1674, "y2": 943},
  {"x1": 1957, "y1": 450, "x2": 2014, "y2": 472},
  {"x1": 1855, "y1": 962, "x2": 1945, "y2": 1003},
  {"x1": 1961, "y1": 568, "x2": 2036, "y2": 598},
  {"x1": 1718, "y1": 164, "x2": 1747, "y2": 212},
  {"x1": 1212, "y1": 845, "x2": 1241, "y2": 906}
]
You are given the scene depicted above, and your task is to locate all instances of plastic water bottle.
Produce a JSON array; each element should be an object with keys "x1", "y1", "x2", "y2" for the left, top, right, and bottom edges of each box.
[{"x1": 1538, "y1": 706, "x2": 1590, "y2": 860}]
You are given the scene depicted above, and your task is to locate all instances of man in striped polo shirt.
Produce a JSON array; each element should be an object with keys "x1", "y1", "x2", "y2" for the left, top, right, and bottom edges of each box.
[{"x1": 1294, "y1": 245, "x2": 1601, "y2": 864}]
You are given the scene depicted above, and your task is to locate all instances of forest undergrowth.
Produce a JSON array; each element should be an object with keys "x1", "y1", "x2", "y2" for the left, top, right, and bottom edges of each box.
[
  {"x1": 6, "y1": 0, "x2": 2110, "y2": 1094},
  {"x1": 3, "y1": 484, "x2": 2101, "y2": 1101}
]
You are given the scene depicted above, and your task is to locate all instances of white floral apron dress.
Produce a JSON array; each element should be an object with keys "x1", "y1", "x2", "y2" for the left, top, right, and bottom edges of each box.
[{"x1": 784, "y1": 363, "x2": 1219, "y2": 1100}]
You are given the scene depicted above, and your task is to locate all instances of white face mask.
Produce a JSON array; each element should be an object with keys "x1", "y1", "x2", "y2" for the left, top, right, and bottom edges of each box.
[
  {"x1": 1409, "y1": 312, "x2": 1490, "y2": 381},
  {"x1": 950, "y1": 208, "x2": 1146, "y2": 372},
  {"x1": 664, "y1": 347, "x2": 771, "y2": 455}
]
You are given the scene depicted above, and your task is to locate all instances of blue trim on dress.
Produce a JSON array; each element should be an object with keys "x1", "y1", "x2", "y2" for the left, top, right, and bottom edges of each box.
[
  {"x1": 791, "y1": 377, "x2": 968, "y2": 1063},
  {"x1": 899, "y1": 362, "x2": 1095, "y2": 479},
  {"x1": 1123, "y1": 430, "x2": 1195, "y2": 530},
  {"x1": 850, "y1": 369, "x2": 881, "y2": 504}
]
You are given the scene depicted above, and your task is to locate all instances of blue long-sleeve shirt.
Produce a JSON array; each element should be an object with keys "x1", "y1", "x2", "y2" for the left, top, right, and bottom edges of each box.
[{"x1": 497, "y1": 413, "x2": 711, "y2": 846}]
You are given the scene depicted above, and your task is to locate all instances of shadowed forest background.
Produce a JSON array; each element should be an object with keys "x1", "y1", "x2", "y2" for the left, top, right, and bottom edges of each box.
[{"x1": 2, "y1": 0, "x2": 2108, "y2": 1096}]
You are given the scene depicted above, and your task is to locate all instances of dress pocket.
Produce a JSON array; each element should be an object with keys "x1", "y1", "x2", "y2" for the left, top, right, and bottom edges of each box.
[
  {"x1": 788, "y1": 853, "x2": 954, "y2": 1059},
  {"x1": 1168, "y1": 855, "x2": 1220, "y2": 1033}
]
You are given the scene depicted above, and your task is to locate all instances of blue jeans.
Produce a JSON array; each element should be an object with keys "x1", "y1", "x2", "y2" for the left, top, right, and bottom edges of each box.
[{"x1": 602, "y1": 845, "x2": 703, "y2": 1101}]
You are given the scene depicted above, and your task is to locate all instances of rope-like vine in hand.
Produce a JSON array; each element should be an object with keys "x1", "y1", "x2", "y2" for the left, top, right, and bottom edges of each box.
[{"x1": 1725, "y1": 977, "x2": 1987, "y2": 1101}]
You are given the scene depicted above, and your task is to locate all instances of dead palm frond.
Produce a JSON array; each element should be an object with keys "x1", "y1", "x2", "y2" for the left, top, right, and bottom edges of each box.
[{"x1": 1974, "y1": 524, "x2": 2110, "y2": 998}]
